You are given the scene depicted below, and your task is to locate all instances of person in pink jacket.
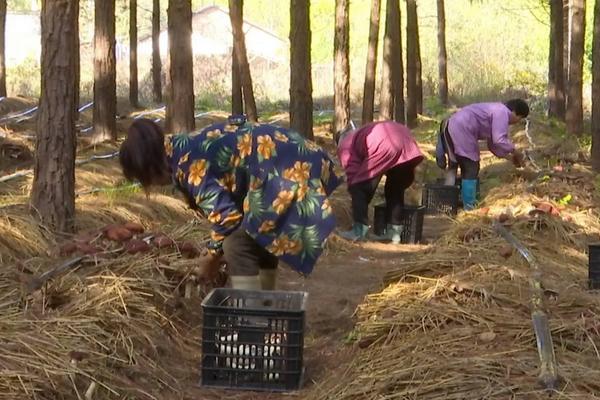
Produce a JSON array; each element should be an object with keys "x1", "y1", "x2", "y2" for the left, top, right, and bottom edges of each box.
[{"x1": 337, "y1": 120, "x2": 424, "y2": 243}]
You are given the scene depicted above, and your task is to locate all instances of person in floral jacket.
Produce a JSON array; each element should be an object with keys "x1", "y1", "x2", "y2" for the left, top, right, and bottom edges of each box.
[{"x1": 119, "y1": 117, "x2": 343, "y2": 290}]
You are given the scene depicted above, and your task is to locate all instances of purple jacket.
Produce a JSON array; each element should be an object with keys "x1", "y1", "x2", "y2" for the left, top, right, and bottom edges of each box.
[{"x1": 447, "y1": 102, "x2": 515, "y2": 161}]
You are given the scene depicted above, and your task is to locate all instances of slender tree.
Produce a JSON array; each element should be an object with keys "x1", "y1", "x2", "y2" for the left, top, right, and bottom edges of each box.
[
  {"x1": 167, "y1": 0, "x2": 195, "y2": 134},
  {"x1": 152, "y1": 0, "x2": 161, "y2": 103},
  {"x1": 563, "y1": 0, "x2": 570, "y2": 92},
  {"x1": 565, "y1": 0, "x2": 585, "y2": 135},
  {"x1": 229, "y1": 0, "x2": 257, "y2": 121},
  {"x1": 333, "y1": 0, "x2": 350, "y2": 137},
  {"x1": 392, "y1": 0, "x2": 404, "y2": 123},
  {"x1": 379, "y1": 0, "x2": 395, "y2": 121},
  {"x1": 129, "y1": 0, "x2": 139, "y2": 108},
  {"x1": 31, "y1": 0, "x2": 78, "y2": 233},
  {"x1": 74, "y1": 3, "x2": 80, "y2": 116},
  {"x1": 436, "y1": 0, "x2": 448, "y2": 105},
  {"x1": 232, "y1": 47, "x2": 243, "y2": 115},
  {"x1": 93, "y1": 0, "x2": 117, "y2": 142},
  {"x1": 361, "y1": 0, "x2": 381, "y2": 125},
  {"x1": 548, "y1": 0, "x2": 565, "y2": 119},
  {"x1": 591, "y1": 0, "x2": 600, "y2": 171},
  {"x1": 406, "y1": 0, "x2": 418, "y2": 127},
  {"x1": 0, "y1": 0, "x2": 7, "y2": 98},
  {"x1": 415, "y1": 2, "x2": 423, "y2": 115},
  {"x1": 289, "y1": 0, "x2": 313, "y2": 139}
]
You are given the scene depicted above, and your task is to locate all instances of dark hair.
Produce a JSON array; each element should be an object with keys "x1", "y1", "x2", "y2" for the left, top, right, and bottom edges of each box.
[
  {"x1": 119, "y1": 118, "x2": 170, "y2": 188},
  {"x1": 504, "y1": 98, "x2": 529, "y2": 118}
]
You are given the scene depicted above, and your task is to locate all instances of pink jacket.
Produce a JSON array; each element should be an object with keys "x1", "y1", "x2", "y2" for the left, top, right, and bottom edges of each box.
[{"x1": 337, "y1": 121, "x2": 424, "y2": 186}]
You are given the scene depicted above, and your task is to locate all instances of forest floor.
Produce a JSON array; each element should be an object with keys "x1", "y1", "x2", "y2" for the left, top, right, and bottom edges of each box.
[{"x1": 1, "y1": 99, "x2": 599, "y2": 399}]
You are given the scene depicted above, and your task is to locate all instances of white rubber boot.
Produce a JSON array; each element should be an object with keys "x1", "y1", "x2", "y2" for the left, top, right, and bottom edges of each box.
[{"x1": 230, "y1": 275, "x2": 261, "y2": 290}]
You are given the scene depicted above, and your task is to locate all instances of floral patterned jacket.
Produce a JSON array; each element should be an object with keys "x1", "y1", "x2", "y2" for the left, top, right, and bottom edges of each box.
[{"x1": 165, "y1": 121, "x2": 344, "y2": 275}]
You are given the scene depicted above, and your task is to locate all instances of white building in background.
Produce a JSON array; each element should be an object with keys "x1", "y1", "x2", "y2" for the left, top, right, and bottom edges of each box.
[
  {"x1": 136, "y1": 5, "x2": 288, "y2": 64},
  {"x1": 5, "y1": 12, "x2": 41, "y2": 65}
]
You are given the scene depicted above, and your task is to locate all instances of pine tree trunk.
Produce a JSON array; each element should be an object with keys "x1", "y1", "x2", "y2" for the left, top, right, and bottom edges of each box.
[
  {"x1": 392, "y1": 0, "x2": 404, "y2": 123},
  {"x1": 31, "y1": 0, "x2": 78, "y2": 233},
  {"x1": 167, "y1": 0, "x2": 195, "y2": 134},
  {"x1": 333, "y1": 0, "x2": 350, "y2": 138},
  {"x1": 74, "y1": 3, "x2": 80, "y2": 117},
  {"x1": 129, "y1": 0, "x2": 139, "y2": 108},
  {"x1": 379, "y1": 0, "x2": 395, "y2": 121},
  {"x1": 361, "y1": 0, "x2": 381, "y2": 125},
  {"x1": 229, "y1": 0, "x2": 257, "y2": 121},
  {"x1": 563, "y1": 0, "x2": 570, "y2": 98},
  {"x1": 436, "y1": 0, "x2": 448, "y2": 105},
  {"x1": 406, "y1": 0, "x2": 418, "y2": 128},
  {"x1": 0, "y1": 0, "x2": 7, "y2": 98},
  {"x1": 93, "y1": 0, "x2": 117, "y2": 142},
  {"x1": 565, "y1": 0, "x2": 585, "y2": 136},
  {"x1": 289, "y1": 0, "x2": 313, "y2": 139},
  {"x1": 152, "y1": 0, "x2": 162, "y2": 103},
  {"x1": 415, "y1": 2, "x2": 423, "y2": 115},
  {"x1": 548, "y1": 0, "x2": 565, "y2": 120},
  {"x1": 591, "y1": 0, "x2": 600, "y2": 171}
]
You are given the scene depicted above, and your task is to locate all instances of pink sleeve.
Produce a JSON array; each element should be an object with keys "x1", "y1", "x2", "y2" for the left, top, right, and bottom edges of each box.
[{"x1": 488, "y1": 111, "x2": 515, "y2": 157}]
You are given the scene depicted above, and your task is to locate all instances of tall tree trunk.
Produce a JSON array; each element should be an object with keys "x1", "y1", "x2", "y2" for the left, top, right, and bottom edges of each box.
[
  {"x1": 361, "y1": 0, "x2": 381, "y2": 125},
  {"x1": 406, "y1": 0, "x2": 418, "y2": 127},
  {"x1": 379, "y1": 0, "x2": 395, "y2": 121},
  {"x1": 333, "y1": 0, "x2": 350, "y2": 138},
  {"x1": 152, "y1": 0, "x2": 162, "y2": 103},
  {"x1": 93, "y1": 0, "x2": 117, "y2": 142},
  {"x1": 563, "y1": 0, "x2": 570, "y2": 99},
  {"x1": 167, "y1": 0, "x2": 195, "y2": 134},
  {"x1": 129, "y1": 0, "x2": 139, "y2": 108},
  {"x1": 415, "y1": 2, "x2": 423, "y2": 115},
  {"x1": 289, "y1": 0, "x2": 313, "y2": 139},
  {"x1": 436, "y1": 0, "x2": 448, "y2": 105},
  {"x1": 31, "y1": 0, "x2": 78, "y2": 233},
  {"x1": 548, "y1": 0, "x2": 565, "y2": 120},
  {"x1": 229, "y1": 0, "x2": 257, "y2": 121},
  {"x1": 392, "y1": 0, "x2": 404, "y2": 123},
  {"x1": 74, "y1": 3, "x2": 80, "y2": 118},
  {"x1": 565, "y1": 0, "x2": 585, "y2": 136},
  {"x1": 0, "y1": 0, "x2": 7, "y2": 98},
  {"x1": 591, "y1": 0, "x2": 600, "y2": 171},
  {"x1": 232, "y1": 46, "x2": 243, "y2": 115}
]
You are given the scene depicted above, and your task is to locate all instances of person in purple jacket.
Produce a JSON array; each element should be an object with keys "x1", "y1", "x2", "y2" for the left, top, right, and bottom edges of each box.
[{"x1": 436, "y1": 99, "x2": 529, "y2": 210}]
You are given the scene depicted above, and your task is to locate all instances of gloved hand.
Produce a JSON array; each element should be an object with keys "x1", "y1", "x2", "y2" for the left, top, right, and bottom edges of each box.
[
  {"x1": 511, "y1": 149, "x2": 526, "y2": 168},
  {"x1": 194, "y1": 252, "x2": 224, "y2": 282}
]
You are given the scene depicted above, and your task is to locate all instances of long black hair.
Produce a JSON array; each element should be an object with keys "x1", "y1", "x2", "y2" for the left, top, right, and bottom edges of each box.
[{"x1": 119, "y1": 118, "x2": 170, "y2": 188}]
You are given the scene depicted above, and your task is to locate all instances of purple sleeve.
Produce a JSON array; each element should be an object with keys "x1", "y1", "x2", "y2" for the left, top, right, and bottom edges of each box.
[{"x1": 488, "y1": 111, "x2": 515, "y2": 157}]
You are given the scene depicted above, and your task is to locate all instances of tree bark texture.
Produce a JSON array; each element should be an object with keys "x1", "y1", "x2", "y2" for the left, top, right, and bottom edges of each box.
[
  {"x1": 129, "y1": 0, "x2": 139, "y2": 108},
  {"x1": 289, "y1": 0, "x2": 314, "y2": 139},
  {"x1": 93, "y1": 0, "x2": 117, "y2": 142},
  {"x1": 406, "y1": 0, "x2": 418, "y2": 127},
  {"x1": 591, "y1": 0, "x2": 600, "y2": 171},
  {"x1": 436, "y1": 0, "x2": 448, "y2": 105},
  {"x1": 563, "y1": 0, "x2": 570, "y2": 93},
  {"x1": 415, "y1": 2, "x2": 423, "y2": 115},
  {"x1": 361, "y1": 0, "x2": 381, "y2": 125},
  {"x1": 167, "y1": 0, "x2": 195, "y2": 134},
  {"x1": 565, "y1": 0, "x2": 585, "y2": 135},
  {"x1": 548, "y1": 0, "x2": 565, "y2": 120},
  {"x1": 379, "y1": 0, "x2": 395, "y2": 121},
  {"x1": 232, "y1": 46, "x2": 243, "y2": 115},
  {"x1": 392, "y1": 0, "x2": 404, "y2": 123},
  {"x1": 0, "y1": 0, "x2": 7, "y2": 97},
  {"x1": 152, "y1": 0, "x2": 162, "y2": 103},
  {"x1": 229, "y1": 0, "x2": 257, "y2": 122},
  {"x1": 31, "y1": 0, "x2": 78, "y2": 233},
  {"x1": 333, "y1": 0, "x2": 350, "y2": 137}
]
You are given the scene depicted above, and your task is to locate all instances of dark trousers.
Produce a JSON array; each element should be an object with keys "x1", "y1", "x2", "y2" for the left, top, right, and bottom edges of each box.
[
  {"x1": 222, "y1": 228, "x2": 278, "y2": 276},
  {"x1": 348, "y1": 163, "x2": 416, "y2": 226},
  {"x1": 448, "y1": 156, "x2": 480, "y2": 179}
]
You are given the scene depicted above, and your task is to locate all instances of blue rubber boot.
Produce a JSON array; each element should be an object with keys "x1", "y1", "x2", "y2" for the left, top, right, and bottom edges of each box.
[
  {"x1": 461, "y1": 179, "x2": 478, "y2": 211},
  {"x1": 339, "y1": 223, "x2": 369, "y2": 241}
]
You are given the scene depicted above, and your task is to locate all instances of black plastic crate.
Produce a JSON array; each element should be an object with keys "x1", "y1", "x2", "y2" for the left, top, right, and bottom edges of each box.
[
  {"x1": 589, "y1": 244, "x2": 600, "y2": 289},
  {"x1": 422, "y1": 184, "x2": 460, "y2": 215},
  {"x1": 201, "y1": 288, "x2": 308, "y2": 392},
  {"x1": 373, "y1": 204, "x2": 425, "y2": 243}
]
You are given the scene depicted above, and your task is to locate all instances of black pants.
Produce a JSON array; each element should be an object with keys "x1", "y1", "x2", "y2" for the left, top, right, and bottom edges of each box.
[
  {"x1": 348, "y1": 163, "x2": 416, "y2": 226},
  {"x1": 448, "y1": 156, "x2": 480, "y2": 179},
  {"x1": 222, "y1": 228, "x2": 278, "y2": 276}
]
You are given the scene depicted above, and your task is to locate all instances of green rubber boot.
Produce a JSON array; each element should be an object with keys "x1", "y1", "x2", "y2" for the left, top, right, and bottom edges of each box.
[{"x1": 339, "y1": 223, "x2": 369, "y2": 241}]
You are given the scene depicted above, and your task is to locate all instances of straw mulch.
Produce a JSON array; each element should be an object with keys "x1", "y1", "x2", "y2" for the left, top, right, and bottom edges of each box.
[{"x1": 307, "y1": 170, "x2": 600, "y2": 399}]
